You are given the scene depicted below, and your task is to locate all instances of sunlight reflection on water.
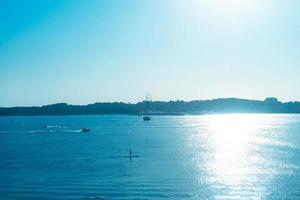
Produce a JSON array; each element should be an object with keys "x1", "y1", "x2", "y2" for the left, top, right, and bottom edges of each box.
[
  {"x1": 186, "y1": 114, "x2": 298, "y2": 199},
  {"x1": 207, "y1": 114, "x2": 267, "y2": 199}
]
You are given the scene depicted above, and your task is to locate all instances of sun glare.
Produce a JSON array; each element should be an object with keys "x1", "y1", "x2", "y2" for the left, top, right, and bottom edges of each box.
[
  {"x1": 199, "y1": 0, "x2": 257, "y2": 12},
  {"x1": 213, "y1": 0, "x2": 250, "y2": 8},
  {"x1": 178, "y1": 0, "x2": 263, "y2": 23},
  {"x1": 204, "y1": 114, "x2": 267, "y2": 198}
]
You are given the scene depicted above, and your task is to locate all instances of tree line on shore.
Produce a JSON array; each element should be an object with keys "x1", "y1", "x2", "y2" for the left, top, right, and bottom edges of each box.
[{"x1": 0, "y1": 97, "x2": 300, "y2": 116}]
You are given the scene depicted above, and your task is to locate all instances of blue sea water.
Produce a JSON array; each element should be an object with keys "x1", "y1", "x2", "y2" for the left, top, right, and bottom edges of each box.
[{"x1": 0, "y1": 114, "x2": 300, "y2": 200}]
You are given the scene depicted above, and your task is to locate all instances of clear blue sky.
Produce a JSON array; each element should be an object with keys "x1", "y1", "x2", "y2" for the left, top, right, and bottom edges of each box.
[{"x1": 0, "y1": 0, "x2": 299, "y2": 106}]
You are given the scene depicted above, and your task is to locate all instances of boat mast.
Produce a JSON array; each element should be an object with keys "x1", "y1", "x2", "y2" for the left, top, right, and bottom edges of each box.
[{"x1": 144, "y1": 93, "x2": 152, "y2": 115}]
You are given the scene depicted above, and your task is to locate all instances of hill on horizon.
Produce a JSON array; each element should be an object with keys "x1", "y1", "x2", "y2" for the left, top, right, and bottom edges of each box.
[{"x1": 0, "y1": 97, "x2": 300, "y2": 116}]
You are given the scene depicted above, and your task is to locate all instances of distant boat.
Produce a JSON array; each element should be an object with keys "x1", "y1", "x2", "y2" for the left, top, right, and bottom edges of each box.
[
  {"x1": 143, "y1": 93, "x2": 152, "y2": 121},
  {"x1": 81, "y1": 128, "x2": 90, "y2": 132},
  {"x1": 143, "y1": 116, "x2": 151, "y2": 121}
]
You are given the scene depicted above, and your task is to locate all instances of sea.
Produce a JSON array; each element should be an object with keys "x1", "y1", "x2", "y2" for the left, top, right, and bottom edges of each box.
[{"x1": 0, "y1": 114, "x2": 299, "y2": 200}]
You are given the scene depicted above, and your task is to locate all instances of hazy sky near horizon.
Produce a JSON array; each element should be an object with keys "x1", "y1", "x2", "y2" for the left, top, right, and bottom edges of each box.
[{"x1": 0, "y1": 0, "x2": 299, "y2": 106}]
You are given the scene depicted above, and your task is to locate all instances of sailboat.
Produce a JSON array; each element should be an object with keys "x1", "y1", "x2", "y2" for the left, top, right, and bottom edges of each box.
[{"x1": 143, "y1": 93, "x2": 152, "y2": 121}]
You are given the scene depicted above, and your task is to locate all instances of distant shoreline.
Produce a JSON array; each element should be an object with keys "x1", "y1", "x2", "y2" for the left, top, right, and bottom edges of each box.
[
  {"x1": 0, "y1": 97, "x2": 300, "y2": 116},
  {"x1": 0, "y1": 113, "x2": 300, "y2": 118}
]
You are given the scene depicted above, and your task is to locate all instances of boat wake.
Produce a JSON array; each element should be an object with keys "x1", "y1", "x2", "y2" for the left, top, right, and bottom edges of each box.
[
  {"x1": 0, "y1": 129, "x2": 89, "y2": 135},
  {"x1": 43, "y1": 125, "x2": 66, "y2": 129}
]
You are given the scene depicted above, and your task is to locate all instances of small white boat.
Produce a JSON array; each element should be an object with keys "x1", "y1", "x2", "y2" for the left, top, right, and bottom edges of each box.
[{"x1": 81, "y1": 128, "x2": 90, "y2": 132}]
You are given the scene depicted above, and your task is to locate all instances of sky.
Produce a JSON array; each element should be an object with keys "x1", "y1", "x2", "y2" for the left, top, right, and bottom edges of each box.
[{"x1": 0, "y1": 0, "x2": 300, "y2": 106}]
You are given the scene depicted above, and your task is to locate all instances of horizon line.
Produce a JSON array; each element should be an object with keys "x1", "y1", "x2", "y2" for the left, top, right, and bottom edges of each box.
[{"x1": 1, "y1": 97, "x2": 300, "y2": 108}]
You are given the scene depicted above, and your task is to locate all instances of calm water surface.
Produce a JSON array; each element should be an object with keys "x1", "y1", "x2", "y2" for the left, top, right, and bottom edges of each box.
[{"x1": 0, "y1": 114, "x2": 300, "y2": 199}]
